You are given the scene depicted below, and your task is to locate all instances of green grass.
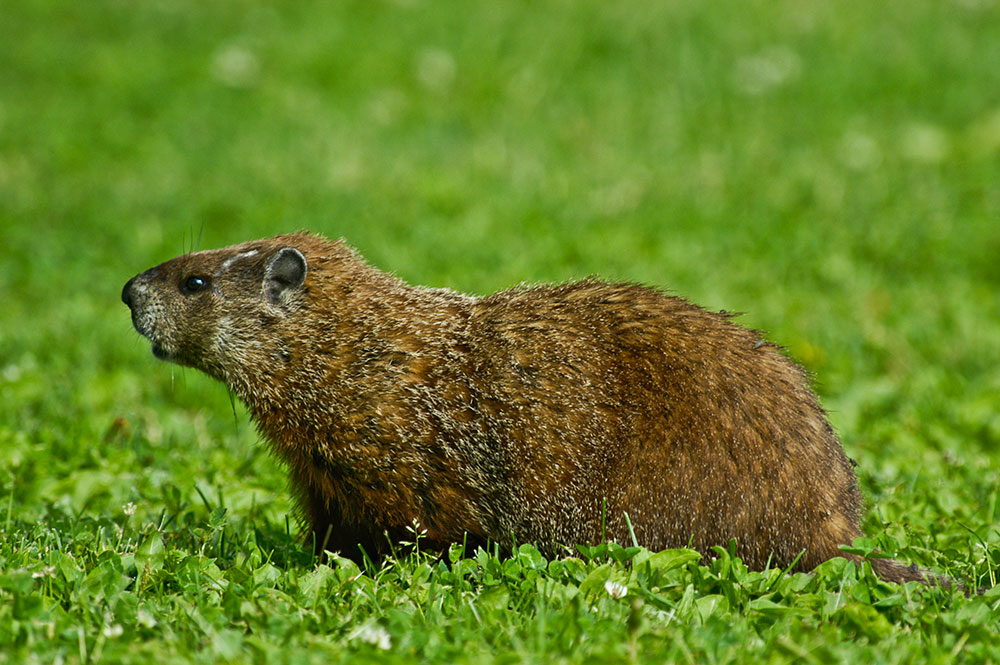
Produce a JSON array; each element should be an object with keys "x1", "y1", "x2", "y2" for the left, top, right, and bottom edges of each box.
[{"x1": 2, "y1": 0, "x2": 1000, "y2": 662}]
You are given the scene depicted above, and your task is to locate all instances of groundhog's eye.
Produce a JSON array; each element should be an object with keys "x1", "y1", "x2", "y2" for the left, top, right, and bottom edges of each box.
[{"x1": 180, "y1": 275, "x2": 209, "y2": 295}]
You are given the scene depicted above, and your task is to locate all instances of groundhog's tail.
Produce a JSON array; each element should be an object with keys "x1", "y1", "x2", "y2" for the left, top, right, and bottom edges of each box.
[
  {"x1": 868, "y1": 557, "x2": 975, "y2": 594},
  {"x1": 869, "y1": 557, "x2": 937, "y2": 584}
]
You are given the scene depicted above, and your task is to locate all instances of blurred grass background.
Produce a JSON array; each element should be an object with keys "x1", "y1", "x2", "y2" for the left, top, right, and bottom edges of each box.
[{"x1": 1, "y1": 0, "x2": 999, "y2": 614}]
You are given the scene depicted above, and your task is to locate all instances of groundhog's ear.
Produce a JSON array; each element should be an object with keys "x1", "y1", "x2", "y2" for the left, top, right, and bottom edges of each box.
[{"x1": 263, "y1": 247, "x2": 308, "y2": 306}]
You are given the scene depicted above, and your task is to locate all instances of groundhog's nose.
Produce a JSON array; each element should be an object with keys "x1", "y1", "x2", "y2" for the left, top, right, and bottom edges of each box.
[
  {"x1": 122, "y1": 277, "x2": 136, "y2": 307},
  {"x1": 123, "y1": 267, "x2": 162, "y2": 307}
]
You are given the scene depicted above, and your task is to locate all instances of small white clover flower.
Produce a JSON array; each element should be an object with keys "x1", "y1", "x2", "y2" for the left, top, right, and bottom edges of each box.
[
  {"x1": 353, "y1": 624, "x2": 392, "y2": 650},
  {"x1": 123, "y1": 502, "x2": 137, "y2": 516},
  {"x1": 604, "y1": 580, "x2": 628, "y2": 599},
  {"x1": 32, "y1": 566, "x2": 56, "y2": 579},
  {"x1": 103, "y1": 624, "x2": 124, "y2": 639}
]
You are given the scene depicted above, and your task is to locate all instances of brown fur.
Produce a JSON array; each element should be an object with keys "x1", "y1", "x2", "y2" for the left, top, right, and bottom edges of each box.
[{"x1": 122, "y1": 233, "x2": 935, "y2": 585}]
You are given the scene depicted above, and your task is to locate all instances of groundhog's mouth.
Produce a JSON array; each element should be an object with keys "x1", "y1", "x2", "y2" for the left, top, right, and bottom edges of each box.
[{"x1": 151, "y1": 341, "x2": 174, "y2": 361}]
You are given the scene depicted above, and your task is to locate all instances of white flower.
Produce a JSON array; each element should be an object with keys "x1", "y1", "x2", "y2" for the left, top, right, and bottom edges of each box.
[
  {"x1": 123, "y1": 502, "x2": 137, "y2": 516},
  {"x1": 604, "y1": 580, "x2": 628, "y2": 599},
  {"x1": 353, "y1": 624, "x2": 392, "y2": 650},
  {"x1": 415, "y1": 48, "x2": 456, "y2": 93},
  {"x1": 734, "y1": 46, "x2": 802, "y2": 95},
  {"x1": 210, "y1": 45, "x2": 260, "y2": 88}
]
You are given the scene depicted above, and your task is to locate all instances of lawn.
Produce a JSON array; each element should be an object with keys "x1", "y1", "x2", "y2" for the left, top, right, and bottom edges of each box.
[{"x1": 1, "y1": 0, "x2": 999, "y2": 662}]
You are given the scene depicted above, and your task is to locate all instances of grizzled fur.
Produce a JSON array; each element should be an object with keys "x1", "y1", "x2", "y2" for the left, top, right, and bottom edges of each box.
[{"x1": 123, "y1": 233, "x2": 933, "y2": 584}]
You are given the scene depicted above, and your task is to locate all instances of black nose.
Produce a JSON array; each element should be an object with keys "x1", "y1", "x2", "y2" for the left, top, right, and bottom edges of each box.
[{"x1": 122, "y1": 277, "x2": 135, "y2": 307}]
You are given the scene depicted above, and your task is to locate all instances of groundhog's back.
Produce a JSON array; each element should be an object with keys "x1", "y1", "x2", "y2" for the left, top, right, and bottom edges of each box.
[{"x1": 463, "y1": 280, "x2": 863, "y2": 569}]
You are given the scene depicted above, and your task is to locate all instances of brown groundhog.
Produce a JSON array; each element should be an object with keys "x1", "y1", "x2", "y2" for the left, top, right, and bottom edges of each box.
[{"x1": 122, "y1": 232, "x2": 933, "y2": 584}]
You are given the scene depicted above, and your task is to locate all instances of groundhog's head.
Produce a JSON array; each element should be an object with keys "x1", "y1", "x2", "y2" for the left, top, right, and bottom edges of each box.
[{"x1": 122, "y1": 235, "x2": 314, "y2": 381}]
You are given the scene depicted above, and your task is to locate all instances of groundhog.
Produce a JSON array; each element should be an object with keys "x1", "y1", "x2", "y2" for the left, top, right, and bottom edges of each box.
[{"x1": 122, "y1": 232, "x2": 933, "y2": 584}]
